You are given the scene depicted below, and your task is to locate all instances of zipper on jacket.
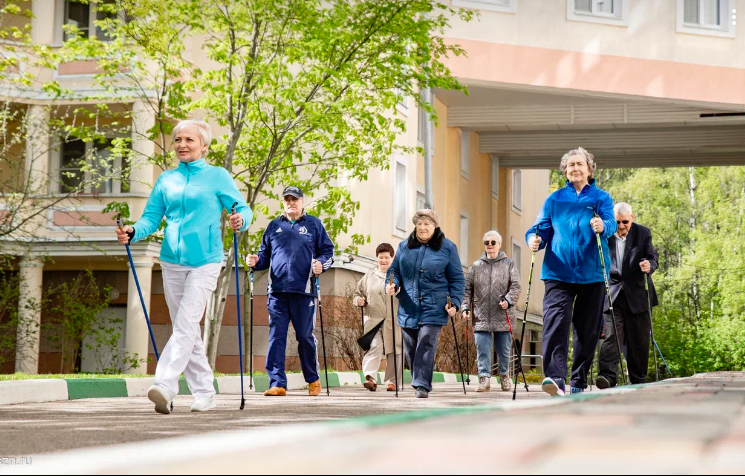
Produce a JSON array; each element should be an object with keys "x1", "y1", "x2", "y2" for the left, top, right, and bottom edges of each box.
[
  {"x1": 179, "y1": 163, "x2": 190, "y2": 265},
  {"x1": 487, "y1": 261, "x2": 494, "y2": 332}
]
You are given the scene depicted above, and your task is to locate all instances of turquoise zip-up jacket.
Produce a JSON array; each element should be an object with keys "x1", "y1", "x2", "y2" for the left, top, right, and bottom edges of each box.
[{"x1": 131, "y1": 159, "x2": 253, "y2": 268}]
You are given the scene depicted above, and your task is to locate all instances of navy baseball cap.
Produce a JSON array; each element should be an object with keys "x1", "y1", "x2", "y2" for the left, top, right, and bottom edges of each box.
[{"x1": 282, "y1": 186, "x2": 304, "y2": 199}]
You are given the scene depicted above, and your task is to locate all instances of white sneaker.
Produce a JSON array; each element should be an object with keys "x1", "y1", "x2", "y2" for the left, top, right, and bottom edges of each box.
[
  {"x1": 190, "y1": 395, "x2": 216, "y2": 412},
  {"x1": 147, "y1": 385, "x2": 172, "y2": 415},
  {"x1": 541, "y1": 377, "x2": 566, "y2": 398}
]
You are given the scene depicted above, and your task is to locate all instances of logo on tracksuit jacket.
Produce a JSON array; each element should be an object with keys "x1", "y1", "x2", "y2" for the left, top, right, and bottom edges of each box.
[{"x1": 252, "y1": 214, "x2": 335, "y2": 297}]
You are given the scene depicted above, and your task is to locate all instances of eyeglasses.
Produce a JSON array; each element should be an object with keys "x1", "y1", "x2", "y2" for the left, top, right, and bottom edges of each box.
[
  {"x1": 616, "y1": 220, "x2": 630, "y2": 225},
  {"x1": 483, "y1": 240, "x2": 498, "y2": 246}
]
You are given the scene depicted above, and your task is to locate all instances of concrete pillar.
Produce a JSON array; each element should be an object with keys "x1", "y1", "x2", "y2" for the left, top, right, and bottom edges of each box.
[
  {"x1": 15, "y1": 258, "x2": 44, "y2": 374},
  {"x1": 25, "y1": 105, "x2": 51, "y2": 193},
  {"x1": 129, "y1": 100, "x2": 157, "y2": 218},
  {"x1": 125, "y1": 256, "x2": 154, "y2": 375},
  {"x1": 31, "y1": 0, "x2": 56, "y2": 45}
]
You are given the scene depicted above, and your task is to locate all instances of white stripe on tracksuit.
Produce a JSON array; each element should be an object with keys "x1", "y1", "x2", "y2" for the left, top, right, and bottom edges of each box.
[{"x1": 155, "y1": 261, "x2": 221, "y2": 400}]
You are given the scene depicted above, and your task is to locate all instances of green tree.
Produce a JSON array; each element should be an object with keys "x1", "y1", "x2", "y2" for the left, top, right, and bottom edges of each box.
[{"x1": 68, "y1": 0, "x2": 473, "y2": 367}]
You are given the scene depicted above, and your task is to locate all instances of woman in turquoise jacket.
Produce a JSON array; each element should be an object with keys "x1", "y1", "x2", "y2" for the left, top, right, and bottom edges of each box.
[
  {"x1": 116, "y1": 119, "x2": 252, "y2": 415},
  {"x1": 525, "y1": 147, "x2": 616, "y2": 398}
]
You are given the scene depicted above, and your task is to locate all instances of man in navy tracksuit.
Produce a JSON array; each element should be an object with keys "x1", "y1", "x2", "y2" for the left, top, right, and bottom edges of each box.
[{"x1": 247, "y1": 186, "x2": 335, "y2": 397}]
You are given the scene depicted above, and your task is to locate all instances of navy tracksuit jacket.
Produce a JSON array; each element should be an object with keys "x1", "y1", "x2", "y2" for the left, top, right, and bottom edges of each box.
[{"x1": 253, "y1": 213, "x2": 335, "y2": 388}]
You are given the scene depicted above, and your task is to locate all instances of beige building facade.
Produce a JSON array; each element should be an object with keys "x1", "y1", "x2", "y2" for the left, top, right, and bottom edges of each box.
[{"x1": 4, "y1": 0, "x2": 745, "y2": 375}]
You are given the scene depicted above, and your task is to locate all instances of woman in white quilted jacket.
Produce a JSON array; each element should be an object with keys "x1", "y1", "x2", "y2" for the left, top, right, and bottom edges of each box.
[{"x1": 461, "y1": 231, "x2": 521, "y2": 392}]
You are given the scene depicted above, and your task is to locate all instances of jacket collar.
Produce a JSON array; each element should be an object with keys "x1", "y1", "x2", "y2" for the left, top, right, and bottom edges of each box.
[
  {"x1": 564, "y1": 177, "x2": 597, "y2": 194},
  {"x1": 178, "y1": 158, "x2": 208, "y2": 174},
  {"x1": 407, "y1": 227, "x2": 445, "y2": 251},
  {"x1": 480, "y1": 251, "x2": 506, "y2": 263},
  {"x1": 280, "y1": 211, "x2": 307, "y2": 222}
]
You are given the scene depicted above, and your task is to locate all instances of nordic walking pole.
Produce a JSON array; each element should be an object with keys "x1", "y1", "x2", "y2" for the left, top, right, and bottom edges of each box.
[
  {"x1": 249, "y1": 265, "x2": 254, "y2": 390},
  {"x1": 465, "y1": 320, "x2": 471, "y2": 385},
  {"x1": 315, "y1": 272, "x2": 331, "y2": 396},
  {"x1": 448, "y1": 294, "x2": 467, "y2": 395},
  {"x1": 389, "y1": 276, "x2": 399, "y2": 397},
  {"x1": 118, "y1": 214, "x2": 172, "y2": 411},
  {"x1": 513, "y1": 251, "x2": 536, "y2": 401},
  {"x1": 592, "y1": 210, "x2": 628, "y2": 386},
  {"x1": 644, "y1": 270, "x2": 660, "y2": 382},
  {"x1": 503, "y1": 300, "x2": 529, "y2": 393},
  {"x1": 231, "y1": 204, "x2": 246, "y2": 410}
]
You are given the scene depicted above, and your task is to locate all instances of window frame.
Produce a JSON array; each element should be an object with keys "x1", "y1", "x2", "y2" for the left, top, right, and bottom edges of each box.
[
  {"x1": 460, "y1": 130, "x2": 470, "y2": 180},
  {"x1": 459, "y1": 211, "x2": 470, "y2": 266},
  {"x1": 511, "y1": 239, "x2": 522, "y2": 278},
  {"x1": 392, "y1": 154, "x2": 409, "y2": 239},
  {"x1": 50, "y1": 135, "x2": 130, "y2": 195},
  {"x1": 567, "y1": 0, "x2": 629, "y2": 27},
  {"x1": 452, "y1": 0, "x2": 517, "y2": 14},
  {"x1": 677, "y1": 0, "x2": 736, "y2": 38},
  {"x1": 512, "y1": 169, "x2": 522, "y2": 214}
]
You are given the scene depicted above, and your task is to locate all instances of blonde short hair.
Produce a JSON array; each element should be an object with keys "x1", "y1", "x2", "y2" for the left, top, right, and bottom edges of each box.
[
  {"x1": 412, "y1": 209, "x2": 440, "y2": 228},
  {"x1": 560, "y1": 147, "x2": 597, "y2": 178},
  {"x1": 173, "y1": 119, "x2": 213, "y2": 157}
]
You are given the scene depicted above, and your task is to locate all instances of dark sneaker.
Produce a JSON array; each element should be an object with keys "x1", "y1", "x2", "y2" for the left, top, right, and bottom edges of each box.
[
  {"x1": 596, "y1": 375, "x2": 611, "y2": 390},
  {"x1": 541, "y1": 377, "x2": 565, "y2": 397},
  {"x1": 363, "y1": 376, "x2": 377, "y2": 392},
  {"x1": 415, "y1": 387, "x2": 429, "y2": 399},
  {"x1": 570, "y1": 387, "x2": 584, "y2": 394}
]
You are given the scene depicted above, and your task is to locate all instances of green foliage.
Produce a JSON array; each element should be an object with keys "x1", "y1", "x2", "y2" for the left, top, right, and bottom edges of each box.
[
  {"x1": 603, "y1": 167, "x2": 745, "y2": 377},
  {"x1": 0, "y1": 271, "x2": 20, "y2": 369}
]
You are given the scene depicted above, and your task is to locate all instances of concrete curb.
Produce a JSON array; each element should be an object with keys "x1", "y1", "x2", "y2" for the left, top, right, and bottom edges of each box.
[{"x1": 0, "y1": 371, "x2": 505, "y2": 405}]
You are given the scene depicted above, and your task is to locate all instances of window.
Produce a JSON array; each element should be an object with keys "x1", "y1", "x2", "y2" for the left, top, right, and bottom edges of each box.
[
  {"x1": 416, "y1": 191, "x2": 426, "y2": 212},
  {"x1": 394, "y1": 158, "x2": 408, "y2": 235},
  {"x1": 395, "y1": 88, "x2": 409, "y2": 116},
  {"x1": 60, "y1": 137, "x2": 85, "y2": 192},
  {"x1": 54, "y1": 136, "x2": 130, "y2": 194},
  {"x1": 460, "y1": 131, "x2": 470, "y2": 179},
  {"x1": 512, "y1": 169, "x2": 522, "y2": 213},
  {"x1": 512, "y1": 240, "x2": 522, "y2": 275},
  {"x1": 491, "y1": 155, "x2": 499, "y2": 200},
  {"x1": 460, "y1": 213, "x2": 469, "y2": 265},
  {"x1": 452, "y1": 0, "x2": 517, "y2": 14},
  {"x1": 58, "y1": 0, "x2": 118, "y2": 43},
  {"x1": 678, "y1": 0, "x2": 735, "y2": 37},
  {"x1": 568, "y1": 0, "x2": 629, "y2": 26}
]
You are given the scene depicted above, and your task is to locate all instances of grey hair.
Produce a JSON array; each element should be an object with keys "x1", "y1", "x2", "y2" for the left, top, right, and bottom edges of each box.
[
  {"x1": 173, "y1": 119, "x2": 213, "y2": 157},
  {"x1": 614, "y1": 202, "x2": 633, "y2": 216},
  {"x1": 560, "y1": 147, "x2": 597, "y2": 178},
  {"x1": 482, "y1": 230, "x2": 502, "y2": 244}
]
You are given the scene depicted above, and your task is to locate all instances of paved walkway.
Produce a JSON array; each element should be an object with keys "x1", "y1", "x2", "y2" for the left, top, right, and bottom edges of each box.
[{"x1": 3, "y1": 373, "x2": 745, "y2": 474}]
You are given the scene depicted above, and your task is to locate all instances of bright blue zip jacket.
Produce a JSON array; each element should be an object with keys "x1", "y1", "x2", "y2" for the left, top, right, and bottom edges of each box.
[
  {"x1": 253, "y1": 213, "x2": 335, "y2": 297},
  {"x1": 525, "y1": 179, "x2": 616, "y2": 284},
  {"x1": 131, "y1": 159, "x2": 253, "y2": 267}
]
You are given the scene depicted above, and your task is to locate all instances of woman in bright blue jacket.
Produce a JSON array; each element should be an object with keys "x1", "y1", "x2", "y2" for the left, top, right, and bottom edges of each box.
[
  {"x1": 525, "y1": 147, "x2": 616, "y2": 397},
  {"x1": 386, "y1": 209, "x2": 465, "y2": 399},
  {"x1": 116, "y1": 119, "x2": 253, "y2": 415}
]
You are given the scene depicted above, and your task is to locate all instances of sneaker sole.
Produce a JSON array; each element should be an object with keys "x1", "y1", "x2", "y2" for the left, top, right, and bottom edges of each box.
[
  {"x1": 541, "y1": 381, "x2": 565, "y2": 398},
  {"x1": 596, "y1": 376, "x2": 611, "y2": 390},
  {"x1": 148, "y1": 387, "x2": 171, "y2": 415},
  {"x1": 363, "y1": 381, "x2": 377, "y2": 392}
]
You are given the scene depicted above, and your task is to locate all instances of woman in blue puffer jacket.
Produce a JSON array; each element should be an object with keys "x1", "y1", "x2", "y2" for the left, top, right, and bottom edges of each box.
[
  {"x1": 116, "y1": 119, "x2": 253, "y2": 415},
  {"x1": 526, "y1": 147, "x2": 616, "y2": 398},
  {"x1": 386, "y1": 209, "x2": 465, "y2": 399}
]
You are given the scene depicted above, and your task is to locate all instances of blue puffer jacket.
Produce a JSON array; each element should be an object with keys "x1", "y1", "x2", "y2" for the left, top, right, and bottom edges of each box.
[
  {"x1": 387, "y1": 229, "x2": 466, "y2": 329},
  {"x1": 525, "y1": 179, "x2": 616, "y2": 284},
  {"x1": 132, "y1": 159, "x2": 253, "y2": 267}
]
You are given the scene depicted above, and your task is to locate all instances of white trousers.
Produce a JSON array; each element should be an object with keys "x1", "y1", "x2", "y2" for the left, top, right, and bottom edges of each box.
[
  {"x1": 154, "y1": 261, "x2": 222, "y2": 400},
  {"x1": 361, "y1": 330, "x2": 403, "y2": 386}
]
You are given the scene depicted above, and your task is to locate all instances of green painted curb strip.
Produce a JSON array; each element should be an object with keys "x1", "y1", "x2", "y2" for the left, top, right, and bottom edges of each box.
[
  {"x1": 252, "y1": 375, "x2": 270, "y2": 393},
  {"x1": 65, "y1": 379, "x2": 128, "y2": 400},
  {"x1": 432, "y1": 372, "x2": 445, "y2": 383},
  {"x1": 177, "y1": 379, "x2": 219, "y2": 396}
]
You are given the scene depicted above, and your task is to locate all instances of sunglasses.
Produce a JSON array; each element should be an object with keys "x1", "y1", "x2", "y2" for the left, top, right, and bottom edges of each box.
[
  {"x1": 616, "y1": 220, "x2": 630, "y2": 225},
  {"x1": 483, "y1": 240, "x2": 499, "y2": 246}
]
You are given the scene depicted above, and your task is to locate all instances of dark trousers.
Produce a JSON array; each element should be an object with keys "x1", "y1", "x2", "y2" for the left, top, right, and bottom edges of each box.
[
  {"x1": 598, "y1": 291, "x2": 651, "y2": 386},
  {"x1": 401, "y1": 325, "x2": 443, "y2": 393},
  {"x1": 266, "y1": 293, "x2": 320, "y2": 389},
  {"x1": 542, "y1": 280, "x2": 605, "y2": 392}
]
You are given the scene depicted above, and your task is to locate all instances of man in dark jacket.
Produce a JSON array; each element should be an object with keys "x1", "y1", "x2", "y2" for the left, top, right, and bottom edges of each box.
[
  {"x1": 247, "y1": 186, "x2": 335, "y2": 397},
  {"x1": 597, "y1": 202, "x2": 659, "y2": 388}
]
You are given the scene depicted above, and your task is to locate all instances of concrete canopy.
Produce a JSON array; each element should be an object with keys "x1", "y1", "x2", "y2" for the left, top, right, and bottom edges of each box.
[{"x1": 437, "y1": 84, "x2": 745, "y2": 169}]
